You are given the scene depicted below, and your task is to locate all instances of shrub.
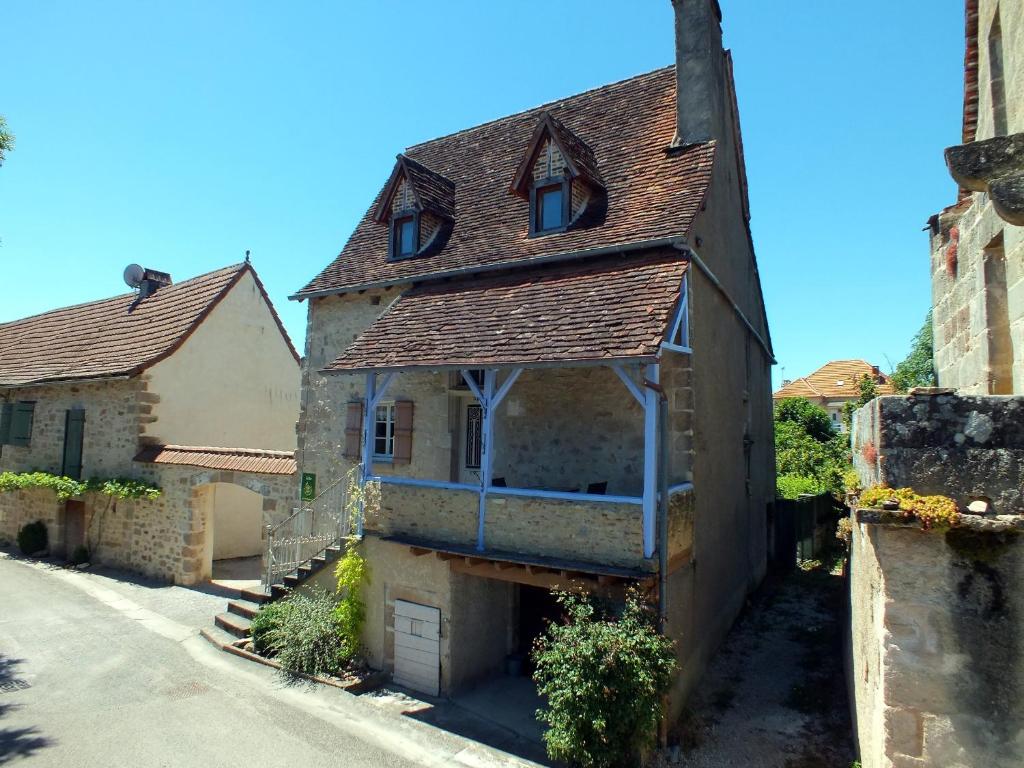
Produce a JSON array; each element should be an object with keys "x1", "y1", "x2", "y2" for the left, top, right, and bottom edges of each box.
[
  {"x1": 532, "y1": 589, "x2": 676, "y2": 768},
  {"x1": 16, "y1": 520, "x2": 48, "y2": 555},
  {"x1": 264, "y1": 588, "x2": 346, "y2": 677},
  {"x1": 777, "y1": 473, "x2": 821, "y2": 499},
  {"x1": 856, "y1": 485, "x2": 960, "y2": 530},
  {"x1": 334, "y1": 541, "x2": 368, "y2": 661},
  {"x1": 249, "y1": 599, "x2": 294, "y2": 656},
  {"x1": 69, "y1": 544, "x2": 90, "y2": 565}
]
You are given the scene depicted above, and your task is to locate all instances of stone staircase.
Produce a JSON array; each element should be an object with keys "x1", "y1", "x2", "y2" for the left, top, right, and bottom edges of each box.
[{"x1": 202, "y1": 543, "x2": 345, "y2": 648}]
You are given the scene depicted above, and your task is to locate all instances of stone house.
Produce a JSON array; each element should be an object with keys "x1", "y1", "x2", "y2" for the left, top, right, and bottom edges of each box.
[
  {"x1": 848, "y1": 2, "x2": 1024, "y2": 766},
  {"x1": 773, "y1": 359, "x2": 894, "y2": 431},
  {"x1": 290, "y1": 0, "x2": 774, "y2": 706},
  {"x1": 928, "y1": 0, "x2": 1023, "y2": 393},
  {"x1": 0, "y1": 262, "x2": 301, "y2": 584}
]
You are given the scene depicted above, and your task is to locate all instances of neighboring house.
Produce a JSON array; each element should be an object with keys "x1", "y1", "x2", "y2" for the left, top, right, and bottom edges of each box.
[
  {"x1": 929, "y1": 0, "x2": 1023, "y2": 393},
  {"x1": 773, "y1": 359, "x2": 894, "y2": 431},
  {"x1": 0, "y1": 262, "x2": 301, "y2": 584},
  {"x1": 848, "y1": 4, "x2": 1024, "y2": 766},
  {"x1": 289, "y1": 0, "x2": 773, "y2": 708}
]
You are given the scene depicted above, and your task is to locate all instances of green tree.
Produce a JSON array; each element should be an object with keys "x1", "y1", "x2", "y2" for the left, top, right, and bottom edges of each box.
[
  {"x1": 891, "y1": 311, "x2": 937, "y2": 392},
  {"x1": 774, "y1": 396, "x2": 835, "y2": 442},
  {"x1": 774, "y1": 398, "x2": 848, "y2": 499},
  {"x1": 0, "y1": 116, "x2": 14, "y2": 165},
  {"x1": 841, "y1": 373, "x2": 881, "y2": 432}
]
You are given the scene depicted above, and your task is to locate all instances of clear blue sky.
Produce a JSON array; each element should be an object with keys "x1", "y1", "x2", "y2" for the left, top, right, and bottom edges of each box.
[{"x1": 1, "y1": 1, "x2": 964, "y2": 389}]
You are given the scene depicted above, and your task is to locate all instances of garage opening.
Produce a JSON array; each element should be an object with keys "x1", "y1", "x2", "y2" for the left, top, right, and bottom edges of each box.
[{"x1": 517, "y1": 584, "x2": 563, "y2": 675}]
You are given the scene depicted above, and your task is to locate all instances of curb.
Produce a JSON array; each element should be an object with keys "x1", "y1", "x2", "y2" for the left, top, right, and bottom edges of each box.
[{"x1": 199, "y1": 627, "x2": 386, "y2": 693}]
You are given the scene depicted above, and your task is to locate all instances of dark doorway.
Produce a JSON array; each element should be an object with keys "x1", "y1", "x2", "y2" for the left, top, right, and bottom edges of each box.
[
  {"x1": 64, "y1": 500, "x2": 86, "y2": 559},
  {"x1": 518, "y1": 585, "x2": 562, "y2": 673}
]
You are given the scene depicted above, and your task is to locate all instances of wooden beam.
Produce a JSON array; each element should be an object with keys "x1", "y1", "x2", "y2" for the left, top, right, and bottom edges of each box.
[
  {"x1": 409, "y1": 547, "x2": 432, "y2": 557},
  {"x1": 435, "y1": 551, "x2": 461, "y2": 562}
]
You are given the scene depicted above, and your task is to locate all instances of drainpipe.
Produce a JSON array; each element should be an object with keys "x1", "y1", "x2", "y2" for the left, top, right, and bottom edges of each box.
[{"x1": 658, "y1": 391, "x2": 670, "y2": 633}]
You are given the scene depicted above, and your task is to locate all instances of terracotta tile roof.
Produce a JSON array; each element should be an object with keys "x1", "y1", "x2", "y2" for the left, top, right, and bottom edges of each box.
[
  {"x1": 324, "y1": 250, "x2": 688, "y2": 373},
  {"x1": 0, "y1": 263, "x2": 298, "y2": 388},
  {"x1": 296, "y1": 66, "x2": 715, "y2": 297},
  {"x1": 134, "y1": 444, "x2": 297, "y2": 475},
  {"x1": 773, "y1": 360, "x2": 896, "y2": 401}
]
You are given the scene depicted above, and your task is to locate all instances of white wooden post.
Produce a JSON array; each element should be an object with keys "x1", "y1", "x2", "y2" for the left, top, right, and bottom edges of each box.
[{"x1": 642, "y1": 363, "x2": 660, "y2": 559}]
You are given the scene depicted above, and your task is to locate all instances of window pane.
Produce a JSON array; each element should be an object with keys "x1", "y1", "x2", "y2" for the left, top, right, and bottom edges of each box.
[
  {"x1": 539, "y1": 186, "x2": 564, "y2": 231},
  {"x1": 374, "y1": 405, "x2": 394, "y2": 457},
  {"x1": 398, "y1": 218, "x2": 416, "y2": 255}
]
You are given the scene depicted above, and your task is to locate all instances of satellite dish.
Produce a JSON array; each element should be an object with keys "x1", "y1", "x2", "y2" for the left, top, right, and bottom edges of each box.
[{"x1": 123, "y1": 263, "x2": 145, "y2": 289}]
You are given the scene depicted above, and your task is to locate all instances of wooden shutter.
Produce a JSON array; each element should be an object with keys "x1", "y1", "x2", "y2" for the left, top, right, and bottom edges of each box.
[
  {"x1": 393, "y1": 401, "x2": 414, "y2": 465},
  {"x1": 0, "y1": 403, "x2": 12, "y2": 445},
  {"x1": 62, "y1": 409, "x2": 86, "y2": 480},
  {"x1": 10, "y1": 402, "x2": 35, "y2": 447},
  {"x1": 343, "y1": 402, "x2": 364, "y2": 459}
]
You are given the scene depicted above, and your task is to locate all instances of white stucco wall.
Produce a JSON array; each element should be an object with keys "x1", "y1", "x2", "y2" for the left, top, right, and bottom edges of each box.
[
  {"x1": 208, "y1": 482, "x2": 264, "y2": 560},
  {"x1": 145, "y1": 269, "x2": 300, "y2": 450}
]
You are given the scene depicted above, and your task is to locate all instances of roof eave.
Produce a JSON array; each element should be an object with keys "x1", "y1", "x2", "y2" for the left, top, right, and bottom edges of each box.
[
  {"x1": 290, "y1": 234, "x2": 690, "y2": 301},
  {"x1": 319, "y1": 353, "x2": 661, "y2": 376}
]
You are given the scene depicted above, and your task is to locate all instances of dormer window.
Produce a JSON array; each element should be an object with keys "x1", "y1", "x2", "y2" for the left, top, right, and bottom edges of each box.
[
  {"x1": 392, "y1": 213, "x2": 419, "y2": 259},
  {"x1": 510, "y1": 111, "x2": 605, "y2": 238},
  {"x1": 373, "y1": 154, "x2": 455, "y2": 261},
  {"x1": 534, "y1": 180, "x2": 569, "y2": 234}
]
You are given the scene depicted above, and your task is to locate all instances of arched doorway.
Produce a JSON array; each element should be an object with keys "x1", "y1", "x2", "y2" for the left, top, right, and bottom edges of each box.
[{"x1": 190, "y1": 479, "x2": 267, "y2": 585}]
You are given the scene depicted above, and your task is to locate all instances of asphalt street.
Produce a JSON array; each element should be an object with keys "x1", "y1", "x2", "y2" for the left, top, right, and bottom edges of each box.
[{"x1": 0, "y1": 553, "x2": 534, "y2": 768}]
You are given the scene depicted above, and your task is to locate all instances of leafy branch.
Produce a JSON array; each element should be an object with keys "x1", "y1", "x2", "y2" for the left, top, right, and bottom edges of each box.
[{"x1": 0, "y1": 471, "x2": 161, "y2": 502}]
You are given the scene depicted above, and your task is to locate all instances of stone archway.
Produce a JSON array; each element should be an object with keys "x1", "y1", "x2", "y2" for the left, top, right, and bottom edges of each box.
[{"x1": 183, "y1": 469, "x2": 296, "y2": 584}]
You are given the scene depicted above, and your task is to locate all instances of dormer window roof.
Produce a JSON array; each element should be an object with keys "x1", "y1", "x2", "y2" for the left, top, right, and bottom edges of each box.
[
  {"x1": 373, "y1": 155, "x2": 455, "y2": 260},
  {"x1": 509, "y1": 111, "x2": 605, "y2": 236}
]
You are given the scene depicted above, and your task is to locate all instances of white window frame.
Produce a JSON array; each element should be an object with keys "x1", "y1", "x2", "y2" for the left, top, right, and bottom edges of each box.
[{"x1": 373, "y1": 402, "x2": 396, "y2": 461}]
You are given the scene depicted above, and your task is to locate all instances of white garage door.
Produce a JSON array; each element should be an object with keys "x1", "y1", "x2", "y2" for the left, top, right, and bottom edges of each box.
[{"x1": 393, "y1": 599, "x2": 440, "y2": 696}]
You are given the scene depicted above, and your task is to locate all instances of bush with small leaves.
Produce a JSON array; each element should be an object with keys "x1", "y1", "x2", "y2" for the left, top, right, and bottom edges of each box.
[
  {"x1": 249, "y1": 599, "x2": 294, "y2": 657},
  {"x1": 532, "y1": 589, "x2": 676, "y2": 768},
  {"x1": 16, "y1": 520, "x2": 48, "y2": 555},
  {"x1": 264, "y1": 588, "x2": 346, "y2": 677}
]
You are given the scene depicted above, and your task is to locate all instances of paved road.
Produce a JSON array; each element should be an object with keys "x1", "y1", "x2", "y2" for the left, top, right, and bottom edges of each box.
[{"x1": 0, "y1": 554, "x2": 533, "y2": 768}]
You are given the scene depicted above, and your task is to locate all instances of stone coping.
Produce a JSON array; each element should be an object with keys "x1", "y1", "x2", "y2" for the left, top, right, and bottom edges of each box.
[{"x1": 855, "y1": 507, "x2": 1024, "y2": 533}]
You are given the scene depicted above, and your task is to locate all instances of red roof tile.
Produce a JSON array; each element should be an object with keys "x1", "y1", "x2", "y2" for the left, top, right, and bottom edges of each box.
[
  {"x1": 296, "y1": 67, "x2": 714, "y2": 297},
  {"x1": 134, "y1": 444, "x2": 297, "y2": 475},
  {"x1": 0, "y1": 263, "x2": 298, "y2": 387},
  {"x1": 324, "y1": 251, "x2": 688, "y2": 372},
  {"x1": 773, "y1": 360, "x2": 895, "y2": 401}
]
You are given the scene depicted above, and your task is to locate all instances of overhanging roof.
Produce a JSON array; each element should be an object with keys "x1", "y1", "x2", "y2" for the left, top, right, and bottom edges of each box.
[
  {"x1": 134, "y1": 444, "x2": 297, "y2": 475},
  {"x1": 323, "y1": 251, "x2": 687, "y2": 374}
]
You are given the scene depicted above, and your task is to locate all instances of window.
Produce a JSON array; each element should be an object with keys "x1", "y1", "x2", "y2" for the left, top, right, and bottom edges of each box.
[
  {"x1": 0, "y1": 401, "x2": 35, "y2": 447},
  {"x1": 989, "y1": 9, "x2": 1007, "y2": 136},
  {"x1": 374, "y1": 403, "x2": 396, "y2": 459},
  {"x1": 529, "y1": 177, "x2": 569, "y2": 236},
  {"x1": 465, "y1": 404, "x2": 482, "y2": 469},
  {"x1": 390, "y1": 214, "x2": 419, "y2": 259}
]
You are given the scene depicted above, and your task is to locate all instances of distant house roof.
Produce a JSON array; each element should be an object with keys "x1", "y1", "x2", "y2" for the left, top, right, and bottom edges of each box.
[
  {"x1": 295, "y1": 66, "x2": 715, "y2": 298},
  {"x1": 773, "y1": 360, "x2": 895, "y2": 402},
  {"x1": 0, "y1": 262, "x2": 298, "y2": 388},
  {"x1": 134, "y1": 444, "x2": 297, "y2": 475},
  {"x1": 324, "y1": 251, "x2": 688, "y2": 373}
]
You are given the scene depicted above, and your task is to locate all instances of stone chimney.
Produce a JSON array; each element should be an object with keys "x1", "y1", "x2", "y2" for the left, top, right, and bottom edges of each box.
[{"x1": 671, "y1": 0, "x2": 726, "y2": 147}]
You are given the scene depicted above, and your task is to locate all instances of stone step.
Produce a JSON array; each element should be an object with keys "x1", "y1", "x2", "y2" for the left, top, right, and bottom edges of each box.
[
  {"x1": 227, "y1": 599, "x2": 262, "y2": 620},
  {"x1": 200, "y1": 625, "x2": 240, "y2": 650},
  {"x1": 215, "y1": 611, "x2": 252, "y2": 639},
  {"x1": 240, "y1": 586, "x2": 272, "y2": 605}
]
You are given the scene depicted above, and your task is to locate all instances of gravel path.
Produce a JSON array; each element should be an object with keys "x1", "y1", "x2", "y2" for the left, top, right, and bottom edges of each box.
[{"x1": 661, "y1": 567, "x2": 855, "y2": 768}]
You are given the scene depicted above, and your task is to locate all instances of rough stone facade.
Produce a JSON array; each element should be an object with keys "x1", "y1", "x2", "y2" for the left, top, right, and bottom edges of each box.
[
  {"x1": 930, "y1": 0, "x2": 1024, "y2": 393},
  {"x1": 853, "y1": 393, "x2": 1024, "y2": 513},
  {"x1": 849, "y1": 513, "x2": 1024, "y2": 768}
]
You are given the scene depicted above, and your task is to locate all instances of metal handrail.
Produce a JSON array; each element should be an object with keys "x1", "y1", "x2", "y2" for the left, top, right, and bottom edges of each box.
[{"x1": 263, "y1": 467, "x2": 358, "y2": 588}]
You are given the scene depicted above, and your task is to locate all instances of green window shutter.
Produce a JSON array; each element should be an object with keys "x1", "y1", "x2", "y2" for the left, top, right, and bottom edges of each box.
[
  {"x1": 62, "y1": 409, "x2": 86, "y2": 480},
  {"x1": 10, "y1": 402, "x2": 35, "y2": 447},
  {"x1": 0, "y1": 403, "x2": 12, "y2": 445}
]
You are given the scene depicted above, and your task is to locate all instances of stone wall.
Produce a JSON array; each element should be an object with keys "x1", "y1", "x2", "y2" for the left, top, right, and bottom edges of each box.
[
  {"x1": 849, "y1": 513, "x2": 1024, "y2": 768},
  {"x1": 0, "y1": 378, "x2": 145, "y2": 478},
  {"x1": 852, "y1": 393, "x2": 1024, "y2": 513},
  {"x1": 930, "y1": 0, "x2": 1024, "y2": 394}
]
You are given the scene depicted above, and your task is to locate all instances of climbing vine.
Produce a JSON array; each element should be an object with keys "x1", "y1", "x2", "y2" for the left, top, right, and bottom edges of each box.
[{"x1": 0, "y1": 471, "x2": 162, "y2": 502}]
